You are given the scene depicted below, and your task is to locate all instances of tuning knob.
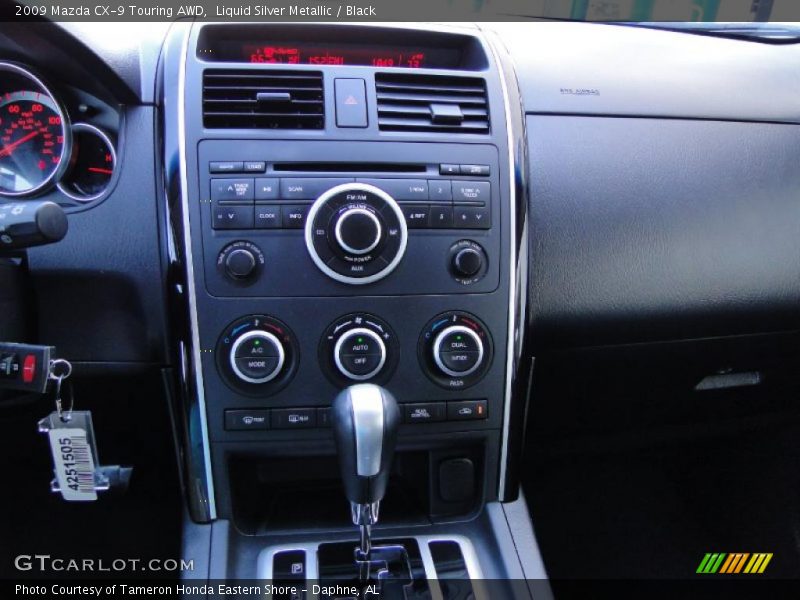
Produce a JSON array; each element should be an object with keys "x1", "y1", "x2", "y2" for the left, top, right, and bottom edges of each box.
[
  {"x1": 218, "y1": 241, "x2": 264, "y2": 282},
  {"x1": 453, "y1": 248, "x2": 483, "y2": 277},
  {"x1": 448, "y1": 240, "x2": 487, "y2": 285}
]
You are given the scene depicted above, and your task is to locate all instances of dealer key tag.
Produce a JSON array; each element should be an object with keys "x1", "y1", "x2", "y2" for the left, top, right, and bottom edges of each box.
[{"x1": 37, "y1": 359, "x2": 109, "y2": 501}]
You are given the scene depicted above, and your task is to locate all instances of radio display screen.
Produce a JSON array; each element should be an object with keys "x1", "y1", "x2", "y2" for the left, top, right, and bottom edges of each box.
[{"x1": 210, "y1": 41, "x2": 463, "y2": 69}]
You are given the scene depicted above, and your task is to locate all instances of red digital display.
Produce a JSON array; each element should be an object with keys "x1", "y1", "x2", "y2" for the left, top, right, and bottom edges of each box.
[{"x1": 239, "y1": 42, "x2": 453, "y2": 69}]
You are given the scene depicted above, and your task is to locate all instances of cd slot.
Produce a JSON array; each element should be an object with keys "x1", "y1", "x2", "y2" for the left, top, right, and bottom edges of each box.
[{"x1": 273, "y1": 162, "x2": 426, "y2": 174}]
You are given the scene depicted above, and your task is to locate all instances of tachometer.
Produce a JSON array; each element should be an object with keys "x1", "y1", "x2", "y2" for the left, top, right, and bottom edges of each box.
[{"x1": 0, "y1": 63, "x2": 70, "y2": 197}]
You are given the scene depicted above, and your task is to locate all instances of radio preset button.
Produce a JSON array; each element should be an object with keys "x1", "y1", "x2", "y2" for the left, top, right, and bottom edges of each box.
[
  {"x1": 358, "y1": 178, "x2": 428, "y2": 201},
  {"x1": 428, "y1": 180, "x2": 452, "y2": 202},
  {"x1": 430, "y1": 206, "x2": 454, "y2": 228},
  {"x1": 452, "y1": 181, "x2": 490, "y2": 203},
  {"x1": 402, "y1": 205, "x2": 430, "y2": 228},
  {"x1": 454, "y1": 206, "x2": 491, "y2": 229}
]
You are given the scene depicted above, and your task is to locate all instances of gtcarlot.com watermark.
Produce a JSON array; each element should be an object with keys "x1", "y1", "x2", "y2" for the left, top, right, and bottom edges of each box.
[{"x1": 14, "y1": 554, "x2": 194, "y2": 573}]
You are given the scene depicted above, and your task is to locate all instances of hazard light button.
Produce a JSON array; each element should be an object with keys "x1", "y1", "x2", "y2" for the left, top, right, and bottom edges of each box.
[{"x1": 334, "y1": 78, "x2": 368, "y2": 128}]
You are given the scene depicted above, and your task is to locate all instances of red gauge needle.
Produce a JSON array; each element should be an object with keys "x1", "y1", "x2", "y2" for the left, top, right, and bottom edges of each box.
[
  {"x1": 0, "y1": 130, "x2": 40, "y2": 159},
  {"x1": 87, "y1": 167, "x2": 113, "y2": 175}
]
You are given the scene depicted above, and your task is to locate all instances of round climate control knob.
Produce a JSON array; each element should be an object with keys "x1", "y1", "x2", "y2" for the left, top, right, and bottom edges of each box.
[
  {"x1": 216, "y1": 315, "x2": 299, "y2": 395},
  {"x1": 229, "y1": 330, "x2": 285, "y2": 384},
  {"x1": 319, "y1": 313, "x2": 399, "y2": 385},
  {"x1": 334, "y1": 327, "x2": 387, "y2": 381},
  {"x1": 305, "y1": 183, "x2": 408, "y2": 285},
  {"x1": 432, "y1": 325, "x2": 485, "y2": 378},
  {"x1": 419, "y1": 312, "x2": 493, "y2": 389}
]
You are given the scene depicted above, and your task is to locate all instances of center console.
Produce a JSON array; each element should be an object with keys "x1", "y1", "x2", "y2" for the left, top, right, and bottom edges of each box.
[{"x1": 163, "y1": 21, "x2": 539, "y2": 592}]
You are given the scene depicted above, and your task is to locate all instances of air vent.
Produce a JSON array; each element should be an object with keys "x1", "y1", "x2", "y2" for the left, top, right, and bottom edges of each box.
[
  {"x1": 375, "y1": 74, "x2": 489, "y2": 134},
  {"x1": 203, "y1": 70, "x2": 324, "y2": 129}
]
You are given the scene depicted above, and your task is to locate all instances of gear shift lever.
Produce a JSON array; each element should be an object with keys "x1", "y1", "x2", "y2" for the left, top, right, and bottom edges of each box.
[{"x1": 331, "y1": 384, "x2": 400, "y2": 564}]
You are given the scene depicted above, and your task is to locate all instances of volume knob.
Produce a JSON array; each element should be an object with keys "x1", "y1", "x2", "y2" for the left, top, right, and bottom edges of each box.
[{"x1": 334, "y1": 208, "x2": 382, "y2": 255}]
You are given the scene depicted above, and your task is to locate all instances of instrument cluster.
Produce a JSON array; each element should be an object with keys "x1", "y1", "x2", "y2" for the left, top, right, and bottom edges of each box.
[{"x1": 0, "y1": 62, "x2": 118, "y2": 204}]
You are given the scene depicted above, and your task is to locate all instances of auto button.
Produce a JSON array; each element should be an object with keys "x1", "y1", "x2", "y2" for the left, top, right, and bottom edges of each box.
[{"x1": 334, "y1": 328, "x2": 386, "y2": 381}]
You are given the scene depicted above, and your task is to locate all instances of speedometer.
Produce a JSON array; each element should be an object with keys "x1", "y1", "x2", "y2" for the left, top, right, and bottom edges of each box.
[{"x1": 0, "y1": 63, "x2": 70, "y2": 197}]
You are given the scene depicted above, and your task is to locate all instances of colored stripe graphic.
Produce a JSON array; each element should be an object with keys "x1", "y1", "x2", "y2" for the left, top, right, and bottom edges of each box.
[
  {"x1": 720, "y1": 553, "x2": 749, "y2": 574},
  {"x1": 697, "y1": 553, "x2": 727, "y2": 573},
  {"x1": 744, "y1": 553, "x2": 773, "y2": 574},
  {"x1": 699, "y1": 552, "x2": 773, "y2": 574}
]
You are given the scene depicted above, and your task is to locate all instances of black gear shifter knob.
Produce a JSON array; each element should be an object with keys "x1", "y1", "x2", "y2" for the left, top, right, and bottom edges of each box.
[{"x1": 331, "y1": 384, "x2": 401, "y2": 513}]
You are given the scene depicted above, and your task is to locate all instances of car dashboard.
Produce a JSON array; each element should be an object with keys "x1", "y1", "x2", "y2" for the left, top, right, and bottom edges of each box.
[{"x1": 1, "y1": 18, "x2": 799, "y2": 591}]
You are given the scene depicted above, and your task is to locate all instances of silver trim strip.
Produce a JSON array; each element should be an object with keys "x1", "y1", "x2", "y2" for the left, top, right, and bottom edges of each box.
[
  {"x1": 304, "y1": 183, "x2": 408, "y2": 285},
  {"x1": 349, "y1": 383, "x2": 385, "y2": 477},
  {"x1": 485, "y1": 33, "x2": 520, "y2": 500},
  {"x1": 177, "y1": 24, "x2": 217, "y2": 518},
  {"x1": 432, "y1": 325, "x2": 484, "y2": 378},
  {"x1": 229, "y1": 330, "x2": 286, "y2": 384},
  {"x1": 334, "y1": 327, "x2": 386, "y2": 381}
]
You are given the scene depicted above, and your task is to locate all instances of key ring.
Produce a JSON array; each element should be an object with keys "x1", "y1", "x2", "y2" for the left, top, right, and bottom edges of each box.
[{"x1": 49, "y1": 359, "x2": 73, "y2": 422}]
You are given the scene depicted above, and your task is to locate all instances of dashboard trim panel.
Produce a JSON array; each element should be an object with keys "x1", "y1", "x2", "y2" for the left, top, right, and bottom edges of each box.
[{"x1": 177, "y1": 22, "x2": 218, "y2": 520}]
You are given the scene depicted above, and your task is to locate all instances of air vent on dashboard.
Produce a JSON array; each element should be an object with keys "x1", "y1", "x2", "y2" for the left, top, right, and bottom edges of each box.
[
  {"x1": 202, "y1": 70, "x2": 324, "y2": 129},
  {"x1": 375, "y1": 74, "x2": 489, "y2": 134}
]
